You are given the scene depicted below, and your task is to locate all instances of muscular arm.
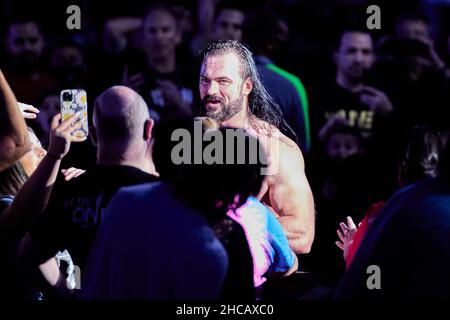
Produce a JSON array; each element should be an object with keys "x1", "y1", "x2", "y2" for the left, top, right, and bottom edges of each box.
[
  {"x1": 0, "y1": 69, "x2": 31, "y2": 172},
  {"x1": 262, "y1": 139, "x2": 315, "y2": 254}
]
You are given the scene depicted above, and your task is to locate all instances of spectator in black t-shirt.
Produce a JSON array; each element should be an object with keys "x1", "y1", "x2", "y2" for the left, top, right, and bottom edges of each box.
[
  {"x1": 121, "y1": 4, "x2": 197, "y2": 122},
  {"x1": 22, "y1": 86, "x2": 159, "y2": 295},
  {"x1": 310, "y1": 30, "x2": 398, "y2": 201},
  {"x1": 311, "y1": 30, "x2": 393, "y2": 143}
]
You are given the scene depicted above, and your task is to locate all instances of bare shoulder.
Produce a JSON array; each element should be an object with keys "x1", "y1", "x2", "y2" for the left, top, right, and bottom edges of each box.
[
  {"x1": 251, "y1": 118, "x2": 297, "y2": 148},
  {"x1": 275, "y1": 132, "x2": 305, "y2": 171},
  {"x1": 250, "y1": 119, "x2": 305, "y2": 173}
]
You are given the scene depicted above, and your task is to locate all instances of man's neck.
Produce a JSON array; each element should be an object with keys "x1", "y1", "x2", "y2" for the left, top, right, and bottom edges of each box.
[
  {"x1": 148, "y1": 53, "x2": 176, "y2": 73},
  {"x1": 221, "y1": 107, "x2": 249, "y2": 129},
  {"x1": 97, "y1": 153, "x2": 158, "y2": 177},
  {"x1": 336, "y1": 73, "x2": 363, "y2": 92}
]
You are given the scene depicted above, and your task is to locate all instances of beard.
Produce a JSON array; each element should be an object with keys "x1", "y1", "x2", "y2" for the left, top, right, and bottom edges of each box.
[{"x1": 200, "y1": 94, "x2": 244, "y2": 123}]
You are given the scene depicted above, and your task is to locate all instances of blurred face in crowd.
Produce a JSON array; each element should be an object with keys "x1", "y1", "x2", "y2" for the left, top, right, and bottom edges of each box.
[
  {"x1": 143, "y1": 9, "x2": 181, "y2": 59},
  {"x1": 214, "y1": 9, "x2": 245, "y2": 41},
  {"x1": 199, "y1": 52, "x2": 252, "y2": 123},
  {"x1": 20, "y1": 130, "x2": 46, "y2": 177},
  {"x1": 6, "y1": 22, "x2": 44, "y2": 72},
  {"x1": 276, "y1": 19, "x2": 289, "y2": 45},
  {"x1": 326, "y1": 132, "x2": 361, "y2": 160},
  {"x1": 396, "y1": 19, "x2": 430, "y2": 41},
  {"x1": 268, "y1": 18, "x2": 290, "y2": 56},
  {"x1": 171, "y1": 5, "x2": 193, "y2": 36},
  {"x1": 335, "y1": 32, "x2": 374, "y2": 82},
  {"x1": 51, "y1": 46, "x2": 86, "y2": 86}
]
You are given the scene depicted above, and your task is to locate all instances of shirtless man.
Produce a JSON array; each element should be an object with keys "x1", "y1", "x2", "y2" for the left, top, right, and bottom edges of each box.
[{"x1": 198, "y1": 40, "x2": 314, "y2": 254}]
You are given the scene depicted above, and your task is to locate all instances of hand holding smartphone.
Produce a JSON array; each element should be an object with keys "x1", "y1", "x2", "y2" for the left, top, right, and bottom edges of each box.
[{"x1": 60, "y1": 89, "x2": 89, "y2": 139}]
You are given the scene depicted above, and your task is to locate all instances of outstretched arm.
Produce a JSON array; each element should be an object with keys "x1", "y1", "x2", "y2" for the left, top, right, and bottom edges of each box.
[
  {"x1": 0, "y1": 113, "x2": 85, "y2": 243},
  {"x1": 0, "y1": 69, "x2": 31, "y2": 172}
]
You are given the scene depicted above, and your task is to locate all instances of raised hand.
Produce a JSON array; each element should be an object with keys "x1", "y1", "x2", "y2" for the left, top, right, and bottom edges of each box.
[
  {"x1": 18, "y1": 102, "x2": 40, "y2": 119},
  {"x1": 61, "y1": 167, "x2": 86, "y2": 181},
  {"x1": 357, "y1": 86, "x2": 393, "y2": 115},
  {"x1": 335, "y1": 216, "x2": 358, "y2": 261},
  {"x1": 47, "y1": 113, "x2": 86, "y2": 160}
]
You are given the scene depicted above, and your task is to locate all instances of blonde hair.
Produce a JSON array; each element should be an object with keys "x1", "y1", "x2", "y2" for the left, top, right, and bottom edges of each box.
[{"x1": 194, "y1": 116, "x2": 220, "y2": 131}]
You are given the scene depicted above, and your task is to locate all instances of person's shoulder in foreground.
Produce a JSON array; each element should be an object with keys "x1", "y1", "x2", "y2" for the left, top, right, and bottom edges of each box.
[
  {"x1": 81, "y1": 182, "x2": 228, "y2": 300},
  {"x1": 335, "y1": 178, "x2": 450, "y2": 299}
]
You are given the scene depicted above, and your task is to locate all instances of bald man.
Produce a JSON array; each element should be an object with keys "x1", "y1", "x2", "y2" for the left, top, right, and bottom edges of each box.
[{"x1": 22, "y1": 86, "x2": 159, "y2": 294}]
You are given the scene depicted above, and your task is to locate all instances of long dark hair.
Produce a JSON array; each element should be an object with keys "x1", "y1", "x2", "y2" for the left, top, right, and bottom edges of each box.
[
  {"x1": 201, "y1": 40, "x2": 297, "y2": 143},
  {"x1": 0, "y1": 162, "x2": 28, "y2": 196},
  {"x1": 153, "y1": 118, "x2": 266, "y2": 224},
  {"x1": 400, "y1": 125, "x2": 450, "y2": 186}
]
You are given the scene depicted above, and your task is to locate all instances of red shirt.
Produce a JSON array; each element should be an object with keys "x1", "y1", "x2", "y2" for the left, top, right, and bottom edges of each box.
[{"x1": 345, "y1": 201, "x2": 385, "y2": 268}]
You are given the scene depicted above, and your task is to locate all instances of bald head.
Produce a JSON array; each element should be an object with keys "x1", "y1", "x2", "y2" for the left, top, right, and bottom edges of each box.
[{"x1": 93, "y1": 86, "x2": 150, "y2": 147}]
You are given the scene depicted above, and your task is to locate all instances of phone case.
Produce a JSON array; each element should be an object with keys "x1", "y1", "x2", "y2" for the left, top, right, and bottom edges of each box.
[{"x1": 60, "y1": 89, "x2": 89, "y2": 139}]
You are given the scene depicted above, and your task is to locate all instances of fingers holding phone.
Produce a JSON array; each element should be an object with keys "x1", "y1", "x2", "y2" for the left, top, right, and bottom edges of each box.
[
  {"x1": 60, "y1": 89, "x2": 89, "y2": 139},
  {"x1": 48, "y1": 112, "x2": 86, "y2": 160}
]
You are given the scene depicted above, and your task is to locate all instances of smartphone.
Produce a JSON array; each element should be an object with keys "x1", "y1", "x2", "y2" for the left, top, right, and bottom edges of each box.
[{"x1": 60, "y1": 89, "x2": 88, "y2": 139}]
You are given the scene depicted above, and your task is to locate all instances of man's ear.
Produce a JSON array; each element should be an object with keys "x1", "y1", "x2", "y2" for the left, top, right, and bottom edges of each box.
[
  {"x1": 144, "y1": 118, "x2": 155, "y2": 141},
  {"x1": 90, "y1": 125, "x2": 97, "y2": 146},
  {"x1": 242, "y1": 78, "x2": 253, "y2": 96}
]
